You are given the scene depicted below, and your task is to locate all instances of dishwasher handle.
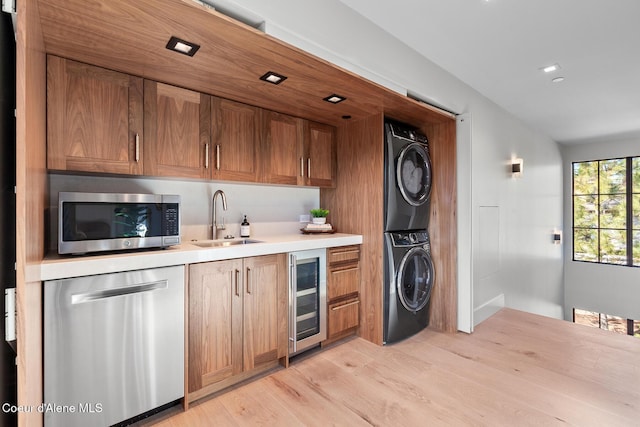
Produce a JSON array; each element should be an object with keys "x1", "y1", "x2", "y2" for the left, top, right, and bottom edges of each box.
[{"x1": 71, "y1": 280, "x2": 168, "y2": 304}]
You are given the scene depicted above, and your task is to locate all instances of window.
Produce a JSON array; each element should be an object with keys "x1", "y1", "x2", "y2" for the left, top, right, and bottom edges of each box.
[
  {"x1": 574, "y1": 308, "x2": 639, "y2": 337},
  {"x1": 572, "y1": 157, "x2": 640, "y2": 266}
]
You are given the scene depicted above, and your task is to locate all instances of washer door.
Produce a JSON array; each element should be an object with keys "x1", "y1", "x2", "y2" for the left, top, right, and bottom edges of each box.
[
  {"x1": 396, "y1": 247, "x2": 434, "y2": 313},
  {"x1": 396, "y1": 142, "x2": 432, "y2": 207}
]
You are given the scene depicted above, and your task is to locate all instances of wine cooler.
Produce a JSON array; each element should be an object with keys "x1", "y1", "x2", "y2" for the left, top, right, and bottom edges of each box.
[{"x1": 288, "y1": 249, "x2": 327, "y2": 355}]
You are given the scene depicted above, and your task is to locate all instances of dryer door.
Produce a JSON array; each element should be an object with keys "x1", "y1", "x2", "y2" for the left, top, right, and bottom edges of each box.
[
  {"x1": 396, "y1": 142, "x2": 432, "y2": 207},
  {"x1": 396, "y1": 247, "x2": 434, "y2": 313}
]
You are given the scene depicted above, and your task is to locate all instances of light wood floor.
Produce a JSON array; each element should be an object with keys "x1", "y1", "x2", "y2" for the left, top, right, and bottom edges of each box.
[{"x1": 149, "y1": 308, "x2": 640, "y2": 426}]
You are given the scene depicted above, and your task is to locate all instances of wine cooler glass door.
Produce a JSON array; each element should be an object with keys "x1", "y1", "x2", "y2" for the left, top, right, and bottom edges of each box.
[{"x1": 289, "y1": 249, "x2": 327, "y2": 355}]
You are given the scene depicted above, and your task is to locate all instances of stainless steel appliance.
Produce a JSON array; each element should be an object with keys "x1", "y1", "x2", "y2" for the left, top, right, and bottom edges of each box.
[
  {"x1": 383, "y1": 231, "x2": 435, "y2": 344},
  {"x1": 58, "y1": 192, "x2": 181, "y2": 254},
  {"x1": 44, "y1": 266, "x2": 184, "y2": 427},
  {"x1": 288, "y1": 249, "x2": 327, "y2": 355}
]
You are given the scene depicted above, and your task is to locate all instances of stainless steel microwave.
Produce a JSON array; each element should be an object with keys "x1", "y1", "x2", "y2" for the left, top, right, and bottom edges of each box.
[{"x1": 58, "y1": 192, "x2": 181, "y2": 255}]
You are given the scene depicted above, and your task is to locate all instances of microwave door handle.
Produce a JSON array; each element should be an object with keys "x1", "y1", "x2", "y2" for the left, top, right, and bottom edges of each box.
[{"x1": 289, "y1": 254, "x2": 297, "y2": 354}]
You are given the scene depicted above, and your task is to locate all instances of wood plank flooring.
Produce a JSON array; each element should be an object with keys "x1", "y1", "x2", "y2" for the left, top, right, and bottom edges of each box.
[{"x1": 147, "y1": 308, "x2": 640, "y2": 426}]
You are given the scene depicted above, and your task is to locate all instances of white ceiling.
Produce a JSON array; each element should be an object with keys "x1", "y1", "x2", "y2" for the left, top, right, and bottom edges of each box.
[{"x1": 338, "y1": 0, "x2": 640, "y2": 145}]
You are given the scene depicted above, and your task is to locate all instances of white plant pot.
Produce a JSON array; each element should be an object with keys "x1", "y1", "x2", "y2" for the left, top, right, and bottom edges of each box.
[{"x1": 312, "y1": 217, "x2": 327, "y2": 225}]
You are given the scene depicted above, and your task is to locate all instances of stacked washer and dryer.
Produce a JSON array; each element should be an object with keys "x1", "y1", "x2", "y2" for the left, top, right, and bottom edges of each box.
[{"x1": 383, "y1": 120, "x2": 435, "y2": 344}]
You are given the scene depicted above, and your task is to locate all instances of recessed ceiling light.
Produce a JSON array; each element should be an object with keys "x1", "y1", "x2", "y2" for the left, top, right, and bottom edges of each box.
[
  {"x1": 166, "y1": 36, "x2": 200, "y2": 57},
  {"x1": 541, "y1": 63, "x2": 561, "y2": 73},
  {"x1": 323, "y1": 94, "x2": 346, "y2": 104},
  {"x1": 259, "y1": 71, "x2": 287, "y2": 85},
  {"x1": 552, "y1": 77, "x2": 565, "y2": 83}
]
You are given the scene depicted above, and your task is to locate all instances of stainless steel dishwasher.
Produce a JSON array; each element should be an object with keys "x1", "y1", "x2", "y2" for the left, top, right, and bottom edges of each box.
[{"x1": 44, "y1": 265, "x2": 184, "y2": 427}]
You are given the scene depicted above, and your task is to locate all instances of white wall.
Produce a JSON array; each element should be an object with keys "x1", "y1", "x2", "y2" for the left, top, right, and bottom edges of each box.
[
  {"x1": 561, "y1": 135, "x2": 640, "y2": 321},
  {"x1": 223, "y1": 0, "x2": 565, "y2": 326}
]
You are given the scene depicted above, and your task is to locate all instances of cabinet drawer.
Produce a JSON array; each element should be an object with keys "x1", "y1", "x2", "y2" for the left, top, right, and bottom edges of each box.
[
  {"x1": 327, "y1": 265, "x2": 359, "y2": 300},
  {"x1": 328, "y1": 298, "x2": 359, "y2": 338},
  {"x1": 328, "y1": 245, "x2": 360, "y2": 265}
]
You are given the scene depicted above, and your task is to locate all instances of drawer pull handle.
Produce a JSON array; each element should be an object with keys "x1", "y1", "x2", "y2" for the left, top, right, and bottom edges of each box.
[
  {"x1": 331, "y1": 300, "x2": 359, "y2": 311},
  {"x1": 333, "y1": 249, "x2": 360, "y2": 255},
  {"x1": 333, "y1": 267, "x2": 359, "y2": 274}
]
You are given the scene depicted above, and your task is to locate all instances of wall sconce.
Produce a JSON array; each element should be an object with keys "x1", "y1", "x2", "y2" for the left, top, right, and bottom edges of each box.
[
  {"x1": 511, "y1": 158, "x2": 523, "y2": 178},
  {"x1": 553, "y1": 229, "x2": 562, "y2": 245}
]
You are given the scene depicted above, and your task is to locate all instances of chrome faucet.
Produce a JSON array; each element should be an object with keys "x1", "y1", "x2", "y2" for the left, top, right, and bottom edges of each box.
[{"x1": 212, "y1": 190, "x2": 227, "y2": 240}]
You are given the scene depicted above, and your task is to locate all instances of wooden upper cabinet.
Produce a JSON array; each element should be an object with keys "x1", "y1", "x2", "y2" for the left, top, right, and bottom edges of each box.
[
  {"x1": 262, "y1": 111, "x2": 304, "y2": 185},
  {"x1": 144, "y1": 81, "x2": 211, "y2": 179},
  {"x1": 262, "y1": 112, "x2": 337, "y2": 187},
  {"x1": 305, "y1": 121, "x2": 337, "y2": 188},
  {"x1": 47, "y1": 56, "x2": 335, "y2": 187},
  {"x1": 47, "y1": 56, "x2": 143, "y2": 174},
  {"x1": 211, "y1": 97, "x2": 261, "y2": 182}
]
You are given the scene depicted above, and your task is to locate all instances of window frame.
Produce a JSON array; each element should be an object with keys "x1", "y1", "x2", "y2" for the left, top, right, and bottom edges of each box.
[
  {"x1": 572, "y1": 156, "x2": 639, "y2": 267},
  {"x1": 573, "y1": 308, "x2": 639, "y2": 337}
]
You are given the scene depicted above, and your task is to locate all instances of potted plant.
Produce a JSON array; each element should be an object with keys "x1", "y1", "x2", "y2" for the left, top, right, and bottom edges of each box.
[{"x1": 310, "y1": 208, "x2": 329, "y2": 224}]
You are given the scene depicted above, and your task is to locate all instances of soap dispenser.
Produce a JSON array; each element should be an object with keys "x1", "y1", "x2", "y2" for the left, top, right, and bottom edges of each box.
[{"x1": 240, "y1": 215, "x2": 251, "y2": 238}]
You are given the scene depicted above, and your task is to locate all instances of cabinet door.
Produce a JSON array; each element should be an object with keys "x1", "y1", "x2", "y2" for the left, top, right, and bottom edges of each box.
[
  {"x1": 242, "y1": 254, "x2": 287, "y2": 370},
  {"x1": 262, "y1": 111, "x2": 304, "y2": 185},
  {"x1": 47, "y1": 56, "x2": 143, "y2": 174},
  {"x1": 305, "y1": 121, "x2": 336, "y2": 188},
  {"x1": 144, "y1": 81, "x2": 211, "y2": 179},
  {"x1": 212, "y1": 97, "x2": 261, "y2": 182},
  {"x1": 188, "y1": 259, "x2": 243, "y2": 392}
]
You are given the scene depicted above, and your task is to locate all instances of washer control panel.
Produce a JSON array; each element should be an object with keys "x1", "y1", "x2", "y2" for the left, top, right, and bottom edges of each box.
[{"x1": 390, "y1": 231, "x2": 430, "y2": 249}]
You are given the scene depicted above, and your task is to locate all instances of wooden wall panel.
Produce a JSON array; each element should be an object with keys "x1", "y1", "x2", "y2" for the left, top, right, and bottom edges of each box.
[
  {"x1": 16, "y1": 0, "x2": 47, "y2": 425},
  {"x1": 423, "y1": 120, "x2": 458, "y2": 333},
  {"x1": 322, "y1": 114, "x2": 385, "y2": 345}
]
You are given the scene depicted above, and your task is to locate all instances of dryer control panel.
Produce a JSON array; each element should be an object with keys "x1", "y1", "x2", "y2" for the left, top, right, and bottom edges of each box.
[{"x1": 389, "y1": 122, "x2": 429, "y2": 145}]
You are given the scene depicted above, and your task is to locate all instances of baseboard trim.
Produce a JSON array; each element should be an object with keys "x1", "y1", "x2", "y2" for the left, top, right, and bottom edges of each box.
[{"x1": 474, "y1": 294, "x2": 505, "y2": 327}]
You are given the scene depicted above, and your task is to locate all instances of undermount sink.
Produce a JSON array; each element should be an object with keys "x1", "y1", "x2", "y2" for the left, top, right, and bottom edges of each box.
[{"x1": 191, "y1": 239, "x2": 263, "y2": 248}]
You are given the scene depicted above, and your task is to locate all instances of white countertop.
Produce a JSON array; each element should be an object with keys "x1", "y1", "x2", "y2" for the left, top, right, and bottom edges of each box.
[{"x1": 37, "y1": 233, "x2": 363, "y2": 282}]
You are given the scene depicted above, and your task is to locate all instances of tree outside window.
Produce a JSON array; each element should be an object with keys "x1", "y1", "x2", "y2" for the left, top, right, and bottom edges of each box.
[{"x1": 573, "y1": 157, "x2": 640, "y2": 266}]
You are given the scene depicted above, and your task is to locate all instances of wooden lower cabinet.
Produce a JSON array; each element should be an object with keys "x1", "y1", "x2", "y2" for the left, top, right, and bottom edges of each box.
[
  {"x1": 187, "y1": 254, "x2": 287, "y2": 402},
  {"x1": 325, "y1": 246, "x2": 361, "y2": 342},
  {"x1": 328, "y1": 297, "x2": 360, "y2": 337}
]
